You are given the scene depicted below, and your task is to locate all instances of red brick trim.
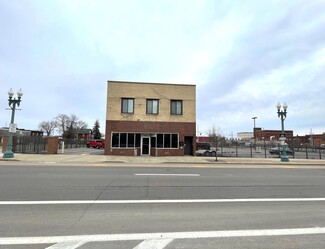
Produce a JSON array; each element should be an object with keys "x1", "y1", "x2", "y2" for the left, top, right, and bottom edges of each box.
[{"x1": 105, "y1": 120, "x2": 196, "y2": 156}]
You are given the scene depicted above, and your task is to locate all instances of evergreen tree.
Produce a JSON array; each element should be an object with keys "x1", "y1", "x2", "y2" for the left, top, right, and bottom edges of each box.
[{"x1": 93, "y1": 120, "x2": 101, "y2": 139}]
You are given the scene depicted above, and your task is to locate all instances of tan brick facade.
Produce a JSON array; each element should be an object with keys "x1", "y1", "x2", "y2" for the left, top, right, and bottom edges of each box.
[
  {"x1": 105, "y1": 81, "x2": 196, "y2": 156},
  {"x1": 106, "y1": 82, "x2": 195, "y2": 122}
]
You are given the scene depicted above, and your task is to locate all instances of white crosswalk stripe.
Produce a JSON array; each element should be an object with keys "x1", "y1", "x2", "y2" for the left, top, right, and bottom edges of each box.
[
  {"x1": 133, "y1": 239, "x2": 173, "y2": 249},
  {"x1": 45, "y1": 241, "x2": 86, "y2": 249},
  {"x1": 1, "y1": 227, "x2": 325, "y2": 246}
]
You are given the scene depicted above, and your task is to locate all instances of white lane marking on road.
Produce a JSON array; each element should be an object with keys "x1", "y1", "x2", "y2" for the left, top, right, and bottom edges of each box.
[
  {"x1": 133, "y1": 239, "x2": 173, "y2": 249},
  {"x1": 45, "y1": 241, "x2": 86, "y2": 249},
  {"x1": 1, "y1": 198, "x2": 325, "y2": 205},
  {"x1": 134, "y1": 174, "x2": 200, "y2": 176},
  {"x1": 1, "y1": 227, "x2": 325, "y2": 245}
]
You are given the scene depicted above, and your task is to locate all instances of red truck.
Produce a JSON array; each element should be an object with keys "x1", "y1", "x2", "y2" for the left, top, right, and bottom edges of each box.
[{"x1": 86, "y1": 140, "x2": 105, "y2": 149}]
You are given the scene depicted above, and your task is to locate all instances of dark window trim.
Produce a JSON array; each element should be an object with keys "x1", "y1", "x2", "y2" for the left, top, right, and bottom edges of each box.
[
  {"x1": 111, "y1": 132, "x2": 141, "y2": 148},
  {"x1": 121, "y1": 98, "x2": 134, "y2": 114},
  {"x1": 171, "y1": 100, "x2": 183, "y2": 115},
  {"x1": 146, "y1": 99, "x2": 159, "y2": 114},
  {"x1": 150, "y1": 133, "x2": 179, "y2": 149},
  {"x1": 111, "y1": 132, "x2": 179, "y2": 149}
]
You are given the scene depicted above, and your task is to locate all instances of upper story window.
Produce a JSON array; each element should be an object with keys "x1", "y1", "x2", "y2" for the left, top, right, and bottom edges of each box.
[
  {"x1": 121, "y1": 98, "x2": 134, "y2": 114},
  {"x1": 171, "y1": 100, "x2": 183, "y2": 115},
  {"x1": 146, "y1": 99, "x2": 159, "y2": 114}
]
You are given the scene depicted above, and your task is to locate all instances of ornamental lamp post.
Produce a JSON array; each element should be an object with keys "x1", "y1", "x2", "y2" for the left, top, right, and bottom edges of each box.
[
  {"x1": 252, "y1": 116, "x2": 257, "y2": 149},
  {"x1": 3, "y1": 88, "x2": 23, "y2": 159},
  {"x1": 276, "y1": 102, "x2": 289, "y2": 162}
]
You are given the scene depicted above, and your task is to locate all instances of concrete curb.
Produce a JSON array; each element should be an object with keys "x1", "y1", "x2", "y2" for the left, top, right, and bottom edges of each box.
[{"x1": 1, "y1": 153, "x2": 325, "y2": 166}]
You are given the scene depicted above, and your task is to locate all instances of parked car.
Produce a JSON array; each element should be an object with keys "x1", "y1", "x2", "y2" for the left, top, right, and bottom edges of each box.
[
  {"x1": 195, "y1": 142, "x2": 218, "y2": 157},
  {"x1": 269, "y1": 147, "x2": 294, "y2": 155},
  {"x1": 196, "y1": 149, "x2": 217, "y2": 157},
  {"x1": 86, "y1": 140, "x2": 105, "y2": 149}
]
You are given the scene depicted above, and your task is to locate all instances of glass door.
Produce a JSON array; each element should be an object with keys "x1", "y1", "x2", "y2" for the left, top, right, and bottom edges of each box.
[{"x1": 142, "y1": 137, "x2": 150, "y2": 155}]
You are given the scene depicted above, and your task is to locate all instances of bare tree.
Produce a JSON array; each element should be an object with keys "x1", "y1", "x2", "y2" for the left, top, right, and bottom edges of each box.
[
  {"x1": 70, "y1": 114, "x2": 88, "y2": 130},
  {"x1": 55, "y1": 114, "x2": 70, "y2": 135},
  {"x1": 38, "y1": 120, "x2": 58, "y2": 136},
  {"x1": 208, "y1": 126, "x2": 224, "y2": 161},
  {"x1": 55, "y1": 114, "x2": 88, "y2": 139}
]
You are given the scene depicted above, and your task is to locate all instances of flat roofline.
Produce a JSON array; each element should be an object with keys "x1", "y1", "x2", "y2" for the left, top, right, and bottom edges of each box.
[
  {"x1": 107, "y1": 80, "x2": 196, "y2": 87},
  {"x1": 256, "y1": 130, "x2": 293, "y2": 132}
]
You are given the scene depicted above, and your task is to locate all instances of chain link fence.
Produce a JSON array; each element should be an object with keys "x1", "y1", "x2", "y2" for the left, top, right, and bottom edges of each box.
[{"x1": 197, "y1": 143, "x2": 325, "y2": 160}]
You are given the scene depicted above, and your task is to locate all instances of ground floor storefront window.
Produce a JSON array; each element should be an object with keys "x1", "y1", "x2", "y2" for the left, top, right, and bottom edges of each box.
[
  {"x1": 111, "y1": 133, "x2": 141, "y2": 148},
  {"x1": 111, "y1": 132, "x2": 179, "y2": 149},
  {"x1": 150, "y1": 134, "x2": 178, "y2": 148}
]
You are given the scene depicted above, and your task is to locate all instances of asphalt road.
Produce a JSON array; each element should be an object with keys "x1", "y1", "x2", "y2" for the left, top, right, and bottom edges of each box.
[{"x1": 0, "y1": 163, "x2": 325, "y2": 248}]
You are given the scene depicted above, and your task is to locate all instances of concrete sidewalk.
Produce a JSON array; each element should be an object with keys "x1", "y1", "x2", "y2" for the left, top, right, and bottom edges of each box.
[{"x1": 1, "y1": 152, "x2": 325, "y2": 166}]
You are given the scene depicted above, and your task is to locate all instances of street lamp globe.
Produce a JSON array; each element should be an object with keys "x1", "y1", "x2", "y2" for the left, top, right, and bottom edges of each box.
[
  {"x1": 17, "y1": 88, "x2": 23, "y2": 98},
  {"x1": 8, "y1": 88, "x2": 14, "y2": 98},
  {"x1": 276, "y1": 102, "x2": 281, "y2": 110},
  {"x1": 283, "y1": 102, "x2": 288, "y2": 110}
]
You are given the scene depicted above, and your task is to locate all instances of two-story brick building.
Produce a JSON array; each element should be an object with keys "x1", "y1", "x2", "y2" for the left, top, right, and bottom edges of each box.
[
  {"x1": 254, "y1": 128, "x2": 293, "y2": 141},
  {"x1": 105, "y1": 81, "x2": 196, "y2": 156}
]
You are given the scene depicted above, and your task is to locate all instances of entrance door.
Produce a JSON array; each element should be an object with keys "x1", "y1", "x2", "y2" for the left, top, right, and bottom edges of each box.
[
  {"x1": 184, "y1": 136, "x2": 193, "y2": 156},
  {"x1": 142, "y1": 137, "x2": 150, "y2": 156}
]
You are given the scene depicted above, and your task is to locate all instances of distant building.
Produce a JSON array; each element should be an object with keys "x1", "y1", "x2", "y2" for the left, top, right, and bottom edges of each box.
[
  {"x1": 254, "y1": 128, "x2": 293, "y2": 141},
  {"x1": 291, "y1": 133, "x2": 325, "y2": 146},
  {"x1": 105, "y1": 81, "x2": 196, "y2": 156},
  {"x1": 0, "y1": 127, "x2": 43, "y2": 144},
  {"x1": 75, "y1": 129, "x2": 93, "y2": 140},
  {"x1": 237, "y1": 132, "x2": 253, "y2": 141},
  {"x1": 0, "y1": 127, "x2": 43, "y2": 137},
  {"x1": 312, "y1": 133, "x2": 325, "y2": 146},
  {"x1": 196, "y1": 136, "x2": 210, "y2": 143}
]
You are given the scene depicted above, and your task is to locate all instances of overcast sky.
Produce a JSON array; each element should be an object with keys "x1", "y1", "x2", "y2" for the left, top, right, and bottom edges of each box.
[{"x1": 1, "y1": 0, "x2": 325, "y2": 138}]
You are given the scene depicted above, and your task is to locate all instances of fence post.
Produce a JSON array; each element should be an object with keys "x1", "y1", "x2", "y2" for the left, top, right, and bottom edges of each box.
[
  {"x1": 36, "y1": 137, "x2": 40, "y2": 154},
  {"x1": 305, "y1": 145, "x2": 308, "y2": 159},
  {"x1": 236, "y1": 144, "x2": 238, "y2": 157},
  {"x1": 47, "y1": 137, "x2": 59, "y2": 154},
  {"x1": 319, "y1": 148, "x2": 322, "y2": 160},
  {"x1": 250, "y1": 145, "x2": 253, "y2": 158},
  {"x1": 22, "y1": 136, "x2": 26, "y2": 154}
]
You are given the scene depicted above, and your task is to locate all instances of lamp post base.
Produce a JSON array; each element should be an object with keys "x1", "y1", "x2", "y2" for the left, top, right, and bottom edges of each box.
[
  {"x1": 281, "y1": 156, "x2": 289, "y2": 162},
  {"x1": 3, "y1": 150, "x2": 14, "y2": 158}
]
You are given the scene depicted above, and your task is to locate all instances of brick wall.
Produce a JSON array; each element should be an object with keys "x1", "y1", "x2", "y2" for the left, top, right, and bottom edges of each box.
[
  {"x1": 47, "y1": 137, "x2": 58, "y2": 154},
  {"x1": 2, "y1": 136, "x2": 8, "y2": 152},
  {"x1": 1, "y1": 136, "x2": 16, "y2": 153},
  {"x1": 105, "y1": 120, "x2": 196, "y2": 156},
  {"x1": 2, "y1": 136, "x2": 58, "y2": 154}
]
